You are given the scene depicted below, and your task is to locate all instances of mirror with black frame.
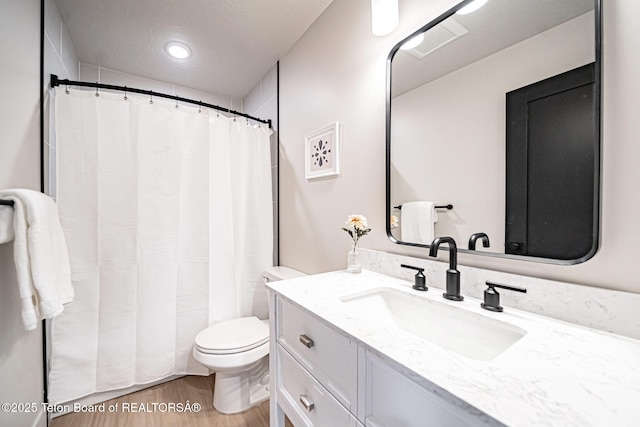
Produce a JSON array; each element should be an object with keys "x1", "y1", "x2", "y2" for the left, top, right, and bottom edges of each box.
[{"x1": 386, "y1": 0, "x2": 601, "y2": 264}]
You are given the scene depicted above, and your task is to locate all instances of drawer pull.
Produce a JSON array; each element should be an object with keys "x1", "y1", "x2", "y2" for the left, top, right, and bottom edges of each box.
[
  {"x1": 299, "y1": 394, "x2": 315, "y2": 412},
  {"x1": 299, "y1": 334, "x2": 314, "y2": 348}
]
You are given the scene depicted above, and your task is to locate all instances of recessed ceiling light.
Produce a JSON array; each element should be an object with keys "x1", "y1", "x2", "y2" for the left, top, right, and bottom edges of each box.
[
  {"x1": 165, "y1": 41, "x2": 191, "y2": 59},
  {"x1": 456, "y1": 0, "x2": 488, "y2": 15}
]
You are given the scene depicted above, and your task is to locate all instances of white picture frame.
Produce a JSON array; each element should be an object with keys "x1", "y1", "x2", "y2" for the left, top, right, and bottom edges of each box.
[{"x1": 305, "y1": 122, "x2": 341, "y2": 180}]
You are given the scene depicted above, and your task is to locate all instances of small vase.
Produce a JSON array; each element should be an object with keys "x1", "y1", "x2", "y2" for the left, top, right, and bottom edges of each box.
[{"x1": 347, "y1": 248, "x2": 362, "y2": 273}]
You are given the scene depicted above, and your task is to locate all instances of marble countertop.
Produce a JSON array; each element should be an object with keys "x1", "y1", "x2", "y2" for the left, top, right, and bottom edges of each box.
[{"x1": 266, "y1": 270, "x2": 640, "y2": 427}]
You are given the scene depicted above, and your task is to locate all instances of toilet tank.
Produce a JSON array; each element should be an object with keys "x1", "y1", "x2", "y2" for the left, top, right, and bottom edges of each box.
[{"x1": 262, "y1": 266, "x2": 306, "y2": 283}]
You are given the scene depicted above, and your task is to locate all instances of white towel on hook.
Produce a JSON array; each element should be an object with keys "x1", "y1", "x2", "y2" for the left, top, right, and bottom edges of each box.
[
  {"x1": 401, "y1": 201, "x2": 438, "y2": 244},
  {"x1": 0, "y1": 204, "x2": 14, "y2": 244},
  {"x1": 0, "y1": 189, "x2": 74, "y2": 331}
]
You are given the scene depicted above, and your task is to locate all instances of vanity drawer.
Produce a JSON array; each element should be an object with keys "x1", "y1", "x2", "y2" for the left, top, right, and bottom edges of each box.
[
  {"x1": 277, "y1": 297, "x2": 357, "y2": 408},
  {"x1": 277, "y1": 345, "x2": 359, "y2": 427}
]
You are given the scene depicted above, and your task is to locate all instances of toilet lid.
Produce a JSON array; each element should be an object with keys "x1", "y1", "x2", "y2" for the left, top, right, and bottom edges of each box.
[{"x1": 195, "y1": 316, "x2": 269, "y2": 355}]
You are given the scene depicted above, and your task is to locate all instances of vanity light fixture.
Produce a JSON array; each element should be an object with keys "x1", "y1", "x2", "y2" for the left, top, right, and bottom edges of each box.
[
  {"x1": 456, "y1": 0, "x2": 488, "y2": 15},
  {"x1": 165, "y1": 41, "x2": 192, "y2": 59},
  {"x1": 400, "y1": 33, "x2": 425, "y2": 51},
  {"x1": 371, "y1": 0, "x2": 398, "y2": 36}
]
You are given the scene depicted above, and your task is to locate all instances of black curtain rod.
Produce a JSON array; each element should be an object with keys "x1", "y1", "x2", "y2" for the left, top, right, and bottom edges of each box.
[
  {"x1": 50, "y1": 74, "x2": 272, "y2": 129},
  {"x1": 0, "y1": 200, "x2": 15, "y2": 207}
]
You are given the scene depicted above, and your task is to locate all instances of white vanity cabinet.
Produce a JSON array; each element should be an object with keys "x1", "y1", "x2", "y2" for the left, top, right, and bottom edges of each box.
[
  {"x1": 267, "y1": 270, "x2": 640, "y2": 427},
  {"x1": 270, "y1": 294, "x2": 482, "y2": 427}
]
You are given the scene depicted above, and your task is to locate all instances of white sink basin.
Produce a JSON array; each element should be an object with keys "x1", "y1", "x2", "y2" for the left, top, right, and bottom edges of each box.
[{"x1": 340, "y1": 288, "x2": 526, "y2": 361}]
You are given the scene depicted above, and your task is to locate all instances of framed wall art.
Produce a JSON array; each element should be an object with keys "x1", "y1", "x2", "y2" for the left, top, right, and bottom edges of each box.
[{"x1": 305, "y1": 122, "x2": 341, "y2": 179}]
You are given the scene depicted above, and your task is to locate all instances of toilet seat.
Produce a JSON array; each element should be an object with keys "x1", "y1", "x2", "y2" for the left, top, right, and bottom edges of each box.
[{"x1": 195, "y1": 316, "x2": 269, "y2": 355}]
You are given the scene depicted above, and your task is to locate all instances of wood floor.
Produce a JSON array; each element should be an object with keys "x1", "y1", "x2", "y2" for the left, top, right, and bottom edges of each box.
[{"x1": 49, "y1": 375, "x2": 293, "y2": 427}]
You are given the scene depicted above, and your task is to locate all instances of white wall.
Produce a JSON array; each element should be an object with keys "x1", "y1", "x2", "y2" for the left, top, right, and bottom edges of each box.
[
  {"x1": 391, "y1": 13, "x2": 594, "y2": 248},
  {"x1": 0, "y1": 0, "x2": 46, "y2": 426},
  {"x1": 243, "y1": 64, "x2": 279, "y2": 131},
  {"x1": 243, "y1": 64, "x2": 279, "y2": 265},
  {"x1": 78, "y1": 63, "x2": 240, "y2": 111},
  {"x1": 44, "y1": 0, "x2": 79, "y2": 199},
  {"x1": 44, "y1": 0, "x2": 79, "y2": 82},
  {"x1": 279, "y1": 0, "x2": 640, "y2": 294}
]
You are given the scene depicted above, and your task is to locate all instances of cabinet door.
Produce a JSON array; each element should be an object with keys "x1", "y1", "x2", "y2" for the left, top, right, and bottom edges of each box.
[
  {"x1": 277, "y1": 297, "x2": 358, "y2": 409},
  {"x1": 277, "y1": 345, "x2": 360, "y2": 427},
  {"x1": 363, "y1": 351, "x2": 485, "y2": 427}
]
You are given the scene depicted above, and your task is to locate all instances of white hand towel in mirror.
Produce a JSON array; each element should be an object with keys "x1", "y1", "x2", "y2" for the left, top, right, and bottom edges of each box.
[{"x1": 401, "y1": 201, "x2": 438, "y2": 244}]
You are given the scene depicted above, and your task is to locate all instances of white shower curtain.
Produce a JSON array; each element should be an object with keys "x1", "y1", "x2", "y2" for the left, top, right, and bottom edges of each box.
[{"x1": 48, "y1": 88, "x2": 273, "y2": 404}]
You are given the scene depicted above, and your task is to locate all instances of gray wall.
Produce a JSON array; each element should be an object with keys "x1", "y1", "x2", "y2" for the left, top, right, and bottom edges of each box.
[
  {"x1": 0, "y1": 0, "x2": 47, "y2": 426},
  {"x1": 278, "y1": 0, "x2": 640, "y2": 294}
]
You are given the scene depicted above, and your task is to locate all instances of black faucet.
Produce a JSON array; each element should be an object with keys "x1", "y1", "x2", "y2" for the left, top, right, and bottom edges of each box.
[
  {"x1": 468, "y1": 232, "x2": 490, "y2": 250},
  {"x1": 481, "y1": 281, "x2": 527, "y2": 312},
  {"x1": 428, "y1": 237, "x2": 463, "y2": 301},
  {"x1": 400, "y1": 264, "x2": 427, "y2": 291}
]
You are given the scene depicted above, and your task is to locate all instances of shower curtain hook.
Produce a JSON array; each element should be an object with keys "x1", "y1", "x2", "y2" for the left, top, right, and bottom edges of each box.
[
  {"x1": 149, "y1": 92, "x2": 154, "y2": 105},
  {"x1": 246, "y1": 118, "x2": 250, "y2": 126},
  {"x1": 175, "y1": 98, "x2": 179, "y2": 109},
  {"x1": 95, "y1": 84, "x2": 99, "y2": 97},
  {"x1": 65, "y1": 85, "x2": 69, "y2": 94},
  {"x1": 198, "y1": 102, "x2": 202, "y2": 113},
  {"x1": 123, "y1": 86, "x2": 128, "y2": 101}
]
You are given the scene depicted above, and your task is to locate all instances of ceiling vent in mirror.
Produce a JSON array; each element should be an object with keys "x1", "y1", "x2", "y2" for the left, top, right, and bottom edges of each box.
[{"x1": 405, "y1": 19, "x2": 469, "y2": 59}]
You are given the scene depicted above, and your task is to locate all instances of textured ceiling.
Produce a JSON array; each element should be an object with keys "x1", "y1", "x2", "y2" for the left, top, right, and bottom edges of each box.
[{"x1": 54, "y1": 0, "x2": 334, "y2": 99}]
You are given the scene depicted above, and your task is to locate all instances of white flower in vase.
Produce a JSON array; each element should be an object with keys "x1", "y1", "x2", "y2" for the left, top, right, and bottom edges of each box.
[
  {"x1": 342, "y1": 214, "x2": 371, "y2": 274},
  {"x1": 341, "y1": 214, "x2": 372, "y2": 251}
]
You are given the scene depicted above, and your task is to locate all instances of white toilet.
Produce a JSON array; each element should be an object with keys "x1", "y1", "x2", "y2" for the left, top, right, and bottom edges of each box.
[{"x1": 193, "y1": 266, "x2": 305, "y2": 414}]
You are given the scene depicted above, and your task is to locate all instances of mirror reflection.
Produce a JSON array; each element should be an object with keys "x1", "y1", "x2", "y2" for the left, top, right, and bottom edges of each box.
[{"x1": 387, "y1": 0, "x2": 600, "y2": 263}]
